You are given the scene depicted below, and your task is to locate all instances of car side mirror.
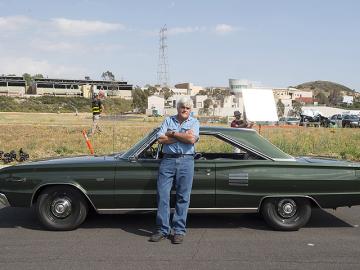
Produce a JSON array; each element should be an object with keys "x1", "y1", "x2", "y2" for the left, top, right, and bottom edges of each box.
[{"x1": 129, "y1": 156, "x2": 138, "y2": 162}]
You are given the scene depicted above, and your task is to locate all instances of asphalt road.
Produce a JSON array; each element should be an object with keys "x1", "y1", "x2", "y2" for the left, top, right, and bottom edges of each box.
[{"x1": 1, "y1": 206, "x2": 360, "y2": 270}]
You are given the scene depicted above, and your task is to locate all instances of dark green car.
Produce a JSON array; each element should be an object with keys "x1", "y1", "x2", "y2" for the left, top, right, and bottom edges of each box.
[{"x1": 1, "y1": 127, "x2": 360, "y2": 231}]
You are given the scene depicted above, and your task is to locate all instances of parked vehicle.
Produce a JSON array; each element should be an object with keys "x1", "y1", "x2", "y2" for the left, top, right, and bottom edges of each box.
[
  {"x1": 342, "y1": 115, "x2": 360, "y2": 128},
  {"x1": 1, "y1": 127, "x2": 360, "y2": 231},
  {"x1": 278, "y1": 117, "x2": 300, "y2": 126},
  {"x1": 300, "y1": 114, "x2": 330, "y2": 127},
  {"x1": 330, "y1": 114, "x2": 360, "y2": 128},
  {"x1": 330, "y1": 114, "x2": 343, "y2": 127}
]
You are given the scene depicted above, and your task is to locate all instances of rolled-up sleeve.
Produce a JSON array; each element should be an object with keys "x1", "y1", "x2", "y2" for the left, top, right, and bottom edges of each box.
[{"x1": 156, "y1": 117, "x2": 170, "y2": 139}]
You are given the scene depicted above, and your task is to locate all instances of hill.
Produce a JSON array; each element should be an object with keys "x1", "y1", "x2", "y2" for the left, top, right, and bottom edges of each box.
[{"x1": 295, "y1": 80, "x2": 357, "y2": 97}]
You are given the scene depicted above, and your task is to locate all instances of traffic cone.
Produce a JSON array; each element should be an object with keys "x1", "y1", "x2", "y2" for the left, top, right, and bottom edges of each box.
[{"x1": 82, "y1": 129, "x2": 95, "y2": 155}]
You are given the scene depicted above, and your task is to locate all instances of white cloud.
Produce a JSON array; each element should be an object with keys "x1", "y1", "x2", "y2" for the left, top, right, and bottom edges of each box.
[
  {"x1": 214, "y1": 24, "x2": 237, "y2": 34},
  {"x1": 168, "y1": 26, "x2": 206, "y2": 35},
  {"x1": 0, "y1": 15, "x2": 35, "y2": 31},
  {"x1": 92, "y1": 43, "x2": 123, "y2": 52},
  {"x1": 52, "y1": 18, "x2": 125, "y2": 36},
  {"x1": 31, "y1": 40, "x2": 83, "y2": 52},
  {"x1": 0, "y1": 56, "x2": 86, "y2": 78},
  {"x1": 31, "y1": 40, "x2": 123, "y2": 53}
]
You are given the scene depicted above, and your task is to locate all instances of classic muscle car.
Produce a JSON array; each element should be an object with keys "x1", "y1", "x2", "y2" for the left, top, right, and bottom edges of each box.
[{"x1": 1, "y1": 127, "x2": 360, "y2": 231}]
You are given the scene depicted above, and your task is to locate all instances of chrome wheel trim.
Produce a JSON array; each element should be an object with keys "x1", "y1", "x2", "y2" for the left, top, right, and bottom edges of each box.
[
  {"x1": 277, "y1": 199, "x2": 297, "y2": 218},
  {"x1": 51, "y1": 197, "x2": 72, "y2": 218}
]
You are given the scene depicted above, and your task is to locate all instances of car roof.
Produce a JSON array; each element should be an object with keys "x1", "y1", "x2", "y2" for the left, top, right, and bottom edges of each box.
[
  {"x1": 200, "y1": 126, "x2": 293, "y2": 160},
  {"x1": 122, "y1": 126, "x2": 293, "y2": 160}
]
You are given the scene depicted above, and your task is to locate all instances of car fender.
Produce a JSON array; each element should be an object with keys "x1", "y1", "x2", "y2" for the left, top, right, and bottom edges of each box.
[
  {"x1": 258, "y1": 195, "x2": 322, "y2": 209},
  {"x1": 31, "y1": 182, "x2": 97, "y2": 211}
]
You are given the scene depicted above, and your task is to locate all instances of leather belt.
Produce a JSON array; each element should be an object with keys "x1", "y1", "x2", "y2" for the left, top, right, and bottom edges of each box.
[{"x1": 163, "y1": 153, "x2": 194, "y2": 158}]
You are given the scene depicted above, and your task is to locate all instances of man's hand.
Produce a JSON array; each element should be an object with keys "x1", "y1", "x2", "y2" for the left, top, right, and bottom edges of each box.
[
  {"x1": 165, "y1": 131, "x2": 175, "y2": 137},
  {"x1": 175, "y1": 129, "x2": 196, "y2": 144},
  {"x1": 158, "y1": 135, "x2": 177, "y2": 144}
]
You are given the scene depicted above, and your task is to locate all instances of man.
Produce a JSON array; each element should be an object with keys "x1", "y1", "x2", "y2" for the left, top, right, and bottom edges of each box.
[
  {"x1": 150, "y1": 96, "x2": 200, "y2": 244},
  {"x1": 89, "y1": 92, "x2": 105, "y2": 137},
  {"x1": 231, "y1": 111, "x2": 253, "y2": 128}
]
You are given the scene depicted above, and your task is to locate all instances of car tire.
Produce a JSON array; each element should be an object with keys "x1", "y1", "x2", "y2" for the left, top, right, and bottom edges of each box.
[
  {"x1": 36, "y1": 186, "x2": 88, "y2": 231},
  {"x1": 261, "y1": 197, "x2": 311, "y2": 231}
]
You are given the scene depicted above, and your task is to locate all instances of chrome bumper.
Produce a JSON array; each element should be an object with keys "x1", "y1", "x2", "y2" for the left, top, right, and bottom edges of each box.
[{"x1": 0, "y1": 193, "x2": 10, "y2": 209}]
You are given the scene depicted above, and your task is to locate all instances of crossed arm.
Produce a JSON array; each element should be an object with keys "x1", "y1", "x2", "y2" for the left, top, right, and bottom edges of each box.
[{"x1": 158, "y1": 130, "x2": 197, "y2": 145}]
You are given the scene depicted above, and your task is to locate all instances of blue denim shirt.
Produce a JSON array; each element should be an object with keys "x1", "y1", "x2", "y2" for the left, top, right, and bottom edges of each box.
[{"x1": 156, "y1": 115, "x2": 200, "y2": 155}]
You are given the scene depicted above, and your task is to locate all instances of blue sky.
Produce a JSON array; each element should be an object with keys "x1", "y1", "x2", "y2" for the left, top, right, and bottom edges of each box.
[{"x1": 0, "y1": 0, "x2": 359, "y2": 90}]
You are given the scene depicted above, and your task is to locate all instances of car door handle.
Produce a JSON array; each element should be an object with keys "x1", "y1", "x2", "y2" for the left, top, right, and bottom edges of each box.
[
  {"x1": 196, "y1": 168, "x2": 212, "y2": 176},
  {"x1": 6, "y1": 176, "x2": 26, "y2": 182}
]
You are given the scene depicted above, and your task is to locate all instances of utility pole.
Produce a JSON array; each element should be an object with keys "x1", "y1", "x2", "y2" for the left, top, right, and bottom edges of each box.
[{"x1": 157, "y1": 25, "x2": 169, "y2": 87}]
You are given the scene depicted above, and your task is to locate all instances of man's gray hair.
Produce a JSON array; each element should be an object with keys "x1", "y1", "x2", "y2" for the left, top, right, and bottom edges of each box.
[{"x1": 176, "y1": 96, "x2": 193, "y2": 109}]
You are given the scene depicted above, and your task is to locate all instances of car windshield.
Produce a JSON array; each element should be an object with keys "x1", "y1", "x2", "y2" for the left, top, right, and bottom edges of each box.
[{"x1": 119, "y1": 128, "x2": 159, "y2": 159}]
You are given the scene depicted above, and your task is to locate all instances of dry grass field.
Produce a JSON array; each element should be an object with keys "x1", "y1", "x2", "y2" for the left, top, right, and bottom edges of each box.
[{"x1": 0, "y1": 112, "x2": 359, "y2": 162}]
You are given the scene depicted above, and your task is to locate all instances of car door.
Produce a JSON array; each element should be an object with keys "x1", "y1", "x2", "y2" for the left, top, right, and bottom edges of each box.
[
  {"x1": 215, "y1": 160, "x2": 266, "y2": 209},
  {"x1": 114, "y1": 143, "x2": 160, "y2": 209},
  {"x1": 190, "y1": 159, "x2": 215, "y2": 208},
  {"x1": 114, "y1": 140, "x2": 216, "y2": 209},
  {"x1": 196, "y1": 133, "x2": 270, "y2": 209}
]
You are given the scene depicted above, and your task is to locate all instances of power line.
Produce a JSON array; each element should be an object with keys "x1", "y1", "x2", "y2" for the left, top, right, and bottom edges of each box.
[{"x1": 157, "y1": 25, "x2": 169, "y2": 87}]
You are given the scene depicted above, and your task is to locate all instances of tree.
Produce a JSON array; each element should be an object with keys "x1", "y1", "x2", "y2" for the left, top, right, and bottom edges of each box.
[
  {"x1": 328, "y1": 90, "x2": 342, "y2": 105},
  {"x1": 160, "y1": 87, "x2": 174, "y2": 100},
  {"x1": 292, "y1": 100, "x2": 302, "y2": 117},
  {"x1": 146, "y1": 86, "x2": 159, "y2": 96},
  {"x1": 276, "y1": 99, "x2": 285, "y2": 117},
  {"x1": 197, "y1": 89, "x2": 208, "y2": 96},
  {"x1": 22, "y1": 73, "x2": 32, "y2": 86},
  {"x1": 33, "y1": 74, "x2": 44, "y2": 79},
  {"x1": 203, "y1": 98, "x2": 213, "y2": 109},
  {"x1": 101, "y1": 71, "x2": 115, "y2": 81},
  {"x1": 315, "y1": 92, "x2": 329, "y2": 105},
  {"x1": 131, "y1": 87, "x2": 149, "y2": 113}
]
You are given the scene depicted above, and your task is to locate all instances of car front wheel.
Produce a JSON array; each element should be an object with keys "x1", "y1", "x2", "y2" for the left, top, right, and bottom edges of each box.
[
  {"x1": 261, "y1": 197, "x2": 311, "y2": 231},
  {"x1": 36, "y1": 186, "x2": 89, "y2": 231}
]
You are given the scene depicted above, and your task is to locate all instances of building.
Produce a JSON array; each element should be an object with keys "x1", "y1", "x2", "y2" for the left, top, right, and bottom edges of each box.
[
  {"x1": 146, "y1": 95, "x2": 165, "y2": 116},
  {"x1": 174, "y1": 82, "x2": 205, "y2": 96},
  {"x1": 192, "y1": 95, "x2": 208, "y2": 108},
  {"x1": 273, "y1": 87, "x2": 313, "y2": 100},
  {"x1": 273, "y1": 87, "x2": 314, "y2": 116},
  {"x1": 228, "y1": 79, "x2": 254, "y2": 95},
  {"x1": 32, "y1": 78, "x2": 132, "y2": 98},
  {"x1": 342, "y1": 95, "x2": 354, "y2": 105},
  {"x1": 0, "y1": 76, "x2": 26, "y2": 96}
]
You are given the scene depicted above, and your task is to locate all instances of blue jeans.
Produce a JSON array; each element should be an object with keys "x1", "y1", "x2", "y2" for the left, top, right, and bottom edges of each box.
[{"x1": 156, "y1": 155, "x2": 194, "y2": 236}]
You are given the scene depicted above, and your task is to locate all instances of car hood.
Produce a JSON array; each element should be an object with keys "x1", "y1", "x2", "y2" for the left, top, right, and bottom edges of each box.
[
  {"x1": 296, "y1": 156, "x2": 360, "y2": 167},
  {"x1": 0, "y1": 152, "x2": 126, "y2": 172}
]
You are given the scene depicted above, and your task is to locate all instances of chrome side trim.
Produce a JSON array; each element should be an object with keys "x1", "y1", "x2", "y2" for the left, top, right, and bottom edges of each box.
[
  {"x1": 96, "y1": 207, "x2": 258, "y2": 214},
  {"x1": 30, "y1": 183, "x2": 97, "y2": 210},
  {"x1": 258, "y1": 195, "x2": 322, "y2": 209},
  {"x1": 0, "y1": 193, "x2": 11, "y2": 208},
  {"x1": 273, "y1": 158, "x2": 297, "y2": 162},
  {"x1": 229, "y1": 172, "x2": 249, "y2": 186}
]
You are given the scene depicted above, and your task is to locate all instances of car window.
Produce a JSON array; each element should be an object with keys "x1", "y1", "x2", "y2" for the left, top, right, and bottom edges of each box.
[
  {"x1": 196, "y1": 135, "x2": 234, "y2": 153},
  {"x1": 137, "y1": 140, "x2": 161, "y2": 160},
  {"x1": 195, "y1": 134, "x2": 265, "y2": 161},
  {"x1": 137, "y1": 134, "x2": 265, "y2": 161}
]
